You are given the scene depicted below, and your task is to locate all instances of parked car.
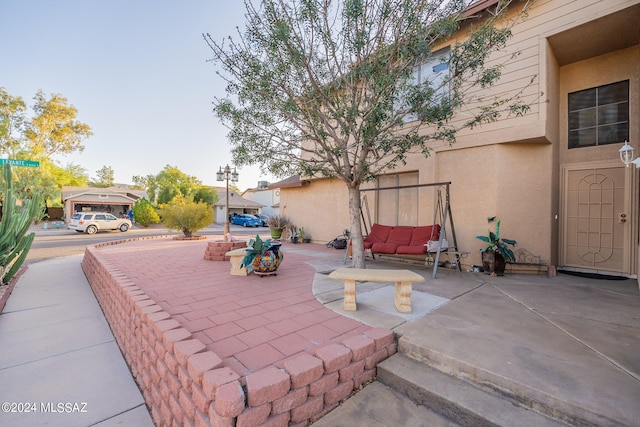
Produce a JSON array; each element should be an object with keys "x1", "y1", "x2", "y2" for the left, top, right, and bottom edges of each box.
[
  {"x1": 255, "y1": 214, "x2": 269, "y2": 227},
  {"x1": 68, "y1": 212, "x2": 132, "y2": 234},
  {"x1": 230, "y1": 214, "x2": 261, "y2": 227}
]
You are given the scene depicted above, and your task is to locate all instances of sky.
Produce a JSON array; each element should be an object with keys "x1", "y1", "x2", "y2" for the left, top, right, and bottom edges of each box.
[{"x1": 0, "y1": 0, "x2": 275, "y2": 191}]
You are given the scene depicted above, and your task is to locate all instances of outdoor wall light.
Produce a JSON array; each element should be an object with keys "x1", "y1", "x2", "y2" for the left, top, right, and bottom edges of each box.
[
  {"x1": 217, "y1": 164, "x2": 239, "y2": 241},
  {"x1": 619, "y1": 141, "x2": 640, "y2": 168}
]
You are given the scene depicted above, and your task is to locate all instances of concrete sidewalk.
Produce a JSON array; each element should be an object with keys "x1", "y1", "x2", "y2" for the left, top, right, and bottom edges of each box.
[{"x1": 0, "y1": 256, "x2": 153, "y2": 427}]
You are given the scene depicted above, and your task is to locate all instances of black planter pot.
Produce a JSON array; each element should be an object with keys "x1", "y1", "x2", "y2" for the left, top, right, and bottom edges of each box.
[{"x1": 482, "y1": 251, "x2": 506, "y2": 276}]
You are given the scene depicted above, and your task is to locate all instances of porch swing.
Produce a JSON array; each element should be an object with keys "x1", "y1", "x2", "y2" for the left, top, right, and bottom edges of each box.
[{"x1": 359, "y1": 181, "x2": 460, "y2": 278}]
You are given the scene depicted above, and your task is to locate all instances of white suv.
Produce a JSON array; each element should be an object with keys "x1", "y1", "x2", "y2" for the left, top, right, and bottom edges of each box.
[{"x1": 68, "y1": 212, "x2": 132, "y2": 234}]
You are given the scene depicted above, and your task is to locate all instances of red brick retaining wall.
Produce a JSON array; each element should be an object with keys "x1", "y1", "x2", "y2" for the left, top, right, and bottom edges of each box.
[
  {"x1": 82, "y1": 239, "x2": 396, "y2": 426},
  {"x1": 204, "y1": 241, "x2": 248, "y2": 261}
]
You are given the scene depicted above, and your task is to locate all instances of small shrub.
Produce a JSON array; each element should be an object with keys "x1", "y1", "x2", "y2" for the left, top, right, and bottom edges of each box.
[
  {"x1": 133, "y1": 198, "x2": 160, "y2": 227},
  {"x1": 159, "y1": 194, "x2": 213, "y2": 237},
  {"x1": 266, "y1": 214, "x2": 290, "y2": 230}
]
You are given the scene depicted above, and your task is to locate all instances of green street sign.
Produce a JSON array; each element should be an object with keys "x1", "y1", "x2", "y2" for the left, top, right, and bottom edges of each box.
[{"x1": 0, "y1": 159, "x2": 40, "y2": 168}]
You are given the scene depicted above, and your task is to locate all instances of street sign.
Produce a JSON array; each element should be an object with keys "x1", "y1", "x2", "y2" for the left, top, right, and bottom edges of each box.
[{"x1": 0, "y1": 159, "x2": 40, "y2": 168}]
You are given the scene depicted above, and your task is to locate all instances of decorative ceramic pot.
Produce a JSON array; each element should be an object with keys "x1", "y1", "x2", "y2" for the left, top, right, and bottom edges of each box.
[{"x1": 253, "y1": 243, "x2": 283, "y2": 275}]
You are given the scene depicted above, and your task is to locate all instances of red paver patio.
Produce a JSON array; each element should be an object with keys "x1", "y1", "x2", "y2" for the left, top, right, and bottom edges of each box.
[{"x1": 93, "y1": 237, "x2": 370, "y2": 378}]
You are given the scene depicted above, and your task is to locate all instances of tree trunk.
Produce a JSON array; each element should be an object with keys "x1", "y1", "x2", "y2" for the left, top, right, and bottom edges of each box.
[{"x1": 348, "y1": 185, "x2": 365, "y2": 269}]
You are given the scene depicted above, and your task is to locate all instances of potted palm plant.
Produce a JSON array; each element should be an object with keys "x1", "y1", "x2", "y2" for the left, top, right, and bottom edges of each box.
[
  {"x1": 476, "y1": 219, "x2": 516, "y2": 276},
  {"x1": 241, "y1": 235, "x2": 283, "y2": 276},
  {"x1": 266, "y1": 214, "x2": 290, "y2": 240}
]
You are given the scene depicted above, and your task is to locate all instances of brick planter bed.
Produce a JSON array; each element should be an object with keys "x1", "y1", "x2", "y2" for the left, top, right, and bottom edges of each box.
[
  {"x1": 82, "y1": 237, "x2": 396, "y2": 426},
  {"x1": 204, "y1": 240, "x2": 248, "y2": 261}
]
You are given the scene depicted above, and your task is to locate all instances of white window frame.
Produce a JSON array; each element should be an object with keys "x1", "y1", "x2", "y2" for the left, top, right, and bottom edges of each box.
[{"x1": 403, "y1": 48, "x2": 450, "y2": 123}]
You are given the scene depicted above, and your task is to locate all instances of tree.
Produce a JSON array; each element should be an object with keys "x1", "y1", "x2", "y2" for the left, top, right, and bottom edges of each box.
[
  {"x1": 0, "y1": 88, "x2": 26, "y2": 157},
  {"x1": 47, "y1": 163, "x2": 89, "y2": 206},
  {"x1": 0, "y1": 88, "x2": 92, "y2": 205},
  {"x1": 90, "y1": 165, "x2": 115, "y2": 188},
  {"x1": 131, "y1": 174, "x2": 152, "y2": 191},
  {"x1": 192, "y1": 186, "x2": 219, "y2": 206},
  {"x1": 160, "y1": 194, "x2": 213, "y2": 238},
  {"x1": 24, "y1": 90, "x2": 92, "y2": 158},
  {"x1": 205, "y1": 0, "x2": 535, "y2": 268},
  {"x1": 52, "y1": 163, "x2": 89, "y2": 187},
  {"x1": 133, "y1": 197, "x2": 161, "y2": 227},
  {"x1": 147, "y1": 165, "x2": 202, "y2": 205}
]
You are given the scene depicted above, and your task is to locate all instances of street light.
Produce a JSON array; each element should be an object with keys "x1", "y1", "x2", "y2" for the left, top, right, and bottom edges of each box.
[
  {"x1": 619, "y1": 140, "x2": 640, "y2": 168},
  {"x1": 217, "y1": 164, "x2": 239, "y2": 241}
]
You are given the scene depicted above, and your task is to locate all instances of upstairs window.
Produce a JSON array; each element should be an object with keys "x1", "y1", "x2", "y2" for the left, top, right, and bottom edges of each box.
[
  {"x1": 568, "y1": 80, "x2": 629, "y2": 149},
  {"x1": 402, "y1": 48, "x2": 450, "y2": 123}
]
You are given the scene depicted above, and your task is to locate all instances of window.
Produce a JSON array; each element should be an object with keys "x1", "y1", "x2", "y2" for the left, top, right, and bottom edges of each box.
[
  {"x1": 413, "y1": 49, "x2": 450, "y2": 96},
  {"x1": 402, "y1": 48, "x2": 450, "y2": 123},
  {"x1": 568, "y1": 80, "x2": 629, "y2": 149},
  {"x1": 376, "y1": 172, "x2": 419, "y2": 226}
]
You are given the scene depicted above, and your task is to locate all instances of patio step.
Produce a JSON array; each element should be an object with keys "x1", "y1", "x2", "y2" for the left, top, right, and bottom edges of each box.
[{"x1": 377, "y1": 353, "x2": 567, "y2": 427}]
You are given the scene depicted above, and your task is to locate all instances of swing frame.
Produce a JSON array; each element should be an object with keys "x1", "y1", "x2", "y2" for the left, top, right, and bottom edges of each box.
[{"x1": 359, "y1": 181, "x2": 460, "y2": 278}]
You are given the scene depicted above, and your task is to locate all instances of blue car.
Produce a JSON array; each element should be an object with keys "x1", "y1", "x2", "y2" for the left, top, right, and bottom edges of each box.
[{"x1": 231, "y1": 214, "x2": 261, "y2": 227}]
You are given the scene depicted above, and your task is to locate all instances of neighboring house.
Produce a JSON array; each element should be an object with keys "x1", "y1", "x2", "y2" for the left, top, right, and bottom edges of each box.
[
  {"x1": 61, "y1": 185, "x2": 148, "y2": 222},
  {"x1": 278, "y1": 0, "x2": 640, "y2": 282},
  {"x1": 213, "y1": 187, "x2": 264, "y2": 224},
  {"x1": 241, "y1": 181, "x2": 280, "y2": 217}
]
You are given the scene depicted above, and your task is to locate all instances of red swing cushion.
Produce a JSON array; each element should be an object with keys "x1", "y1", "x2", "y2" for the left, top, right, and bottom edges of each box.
[
  {"x1": 364, "y1": 223, "x2": 392, "y2": 249},
  {"x1": 366, "y1": 224, "x2": 441, "y2": 255}
]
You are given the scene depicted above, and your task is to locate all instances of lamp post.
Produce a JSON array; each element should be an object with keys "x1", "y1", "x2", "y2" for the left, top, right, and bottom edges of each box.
[
  {"x1": 619, "y1": 140, "x2": 640, "y2": 168},
  {"x1": 217, "y1": 164, "x2": 239, "y2": 242}
]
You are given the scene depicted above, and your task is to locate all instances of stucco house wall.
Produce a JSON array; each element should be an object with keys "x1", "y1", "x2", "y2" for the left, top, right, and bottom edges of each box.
[
  {"x1": 279, "y1": 178, "x2": 350, "y2": 244},
  {"x1": 278, "y1": 0, "x2": 640, "y2": 278}
]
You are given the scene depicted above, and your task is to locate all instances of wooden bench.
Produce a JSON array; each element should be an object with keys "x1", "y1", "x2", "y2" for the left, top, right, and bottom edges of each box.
[
  {"x1": 225, "y1": 248, "x2": 249, "y2": 276},
  {"x1": 328, "y1": 268, "x2": 425, "y2": 314}
]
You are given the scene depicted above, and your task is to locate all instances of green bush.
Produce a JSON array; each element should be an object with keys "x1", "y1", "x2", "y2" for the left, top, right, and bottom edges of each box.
[
  {"x1": 159, "y1": 194, "x2": 213, "y2": 237},
  {"x1": 133, "y1": 198, "x2": 160, "y2": 227}
]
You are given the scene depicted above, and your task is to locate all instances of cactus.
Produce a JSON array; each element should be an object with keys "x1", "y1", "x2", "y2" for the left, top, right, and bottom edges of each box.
[{"x1": 0, "y1": 165, "x2": 44, "y2": 284}]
